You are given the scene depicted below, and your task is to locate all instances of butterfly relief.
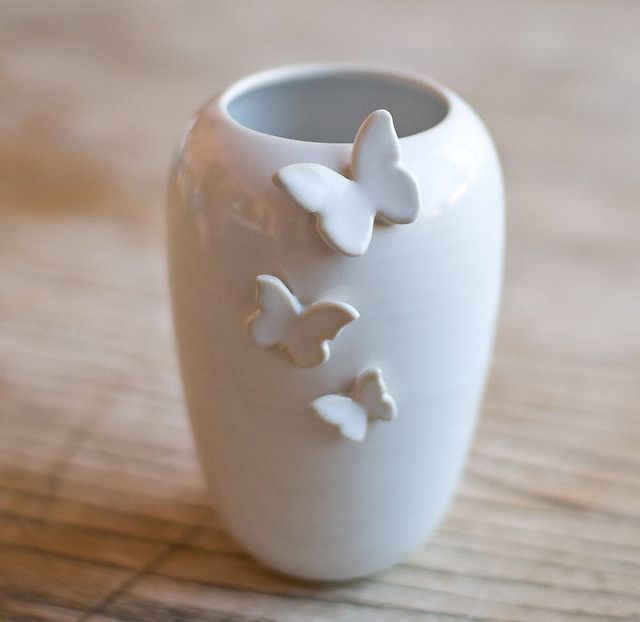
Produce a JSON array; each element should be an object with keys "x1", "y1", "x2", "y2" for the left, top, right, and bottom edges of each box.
[
  {"x1": 246, "y1": 275, "x2": 359, "y2": 368},
  {"x1": 311, "y1": 368, "x2": 397, "y2": 442},
  {"x1": 272, "y1": 109, "x2": 420, "y2": 257}
]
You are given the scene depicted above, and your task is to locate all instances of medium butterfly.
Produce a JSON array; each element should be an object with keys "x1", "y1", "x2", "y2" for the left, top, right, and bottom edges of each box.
[
  {"x1": 311, "y1": 367, "x2": 397, "y2": 442},
  {"x1": 272, "y1": 109, "x2": 420, "y2": 257},
  {"x1": 246, "y1": 275, "x2": 358, "y2": 368}
]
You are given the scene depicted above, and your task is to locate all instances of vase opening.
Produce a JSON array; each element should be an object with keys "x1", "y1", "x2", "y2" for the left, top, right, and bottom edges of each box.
[{"x1": 222, "y1": 66, "x2": 450, "y2": 143}]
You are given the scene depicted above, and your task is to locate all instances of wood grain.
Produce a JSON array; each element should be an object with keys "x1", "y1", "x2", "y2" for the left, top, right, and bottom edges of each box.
[{"x1": 1, "y1": 1, "x2": 639, "y2": 620}]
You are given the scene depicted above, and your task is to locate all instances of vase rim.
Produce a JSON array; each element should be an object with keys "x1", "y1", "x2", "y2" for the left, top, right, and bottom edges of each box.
[{"x1": 216, "y1": 63, "x2": 454, "y2": 146}]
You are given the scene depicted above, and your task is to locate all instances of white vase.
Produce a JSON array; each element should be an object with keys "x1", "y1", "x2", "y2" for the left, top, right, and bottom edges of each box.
[{"x1": 168, "y1": 64, "x2": 504, "y2": 581}]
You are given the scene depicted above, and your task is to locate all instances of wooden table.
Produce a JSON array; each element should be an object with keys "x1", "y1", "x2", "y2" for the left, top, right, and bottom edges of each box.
[{"x1": 1, "y1": 1, "x2": 639, "y2": 620}]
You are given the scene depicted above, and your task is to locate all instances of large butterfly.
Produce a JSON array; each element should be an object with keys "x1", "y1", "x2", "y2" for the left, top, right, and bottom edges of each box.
[
  {"x1": 311, "y1": 367, "x2": 397, "y2": 442},
  {"x1": 246, "y1": 275, "x2": 358, "y2": 368},
  {"x1": 272, "y1": 109, "x2": 420, "y2": 257}
]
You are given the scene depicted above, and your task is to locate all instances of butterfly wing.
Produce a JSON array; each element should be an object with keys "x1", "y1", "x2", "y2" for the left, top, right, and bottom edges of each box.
[
  {"x1": 246, "y1": 275, "x2": 301, "y2": 348},
  {"x1": 319, "y1": 192, "x2": 375, "y2": 256},
  {"x1": 273, "y1": 163, "x2": 375, "y2": 256},
  {"x1": 311, "y1": 394, "x2": 368, "y2": 442},
  {"x1": 354, "y1": 368, "x2": 397, "y2": 421},
  {"x1": 285, "y1": 301, "x2": 358, "y2": 367},
  {"x1": 352, "y1": 109, "x2": 420, "y2": 225},
  {"x1": 352, "y1": 110, "x2": 402, "y2": 174},
  {"x1": 273, "y1": 163, "x2": 350, "y2": 214}
]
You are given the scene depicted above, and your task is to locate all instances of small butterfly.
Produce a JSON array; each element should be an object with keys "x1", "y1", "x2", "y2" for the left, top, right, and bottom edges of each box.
[
  {"x1": 272, "y1": 109, "x2": 420, "y2": 257},
  {"x1": 311, "y1": 367, "x2": 397, "y2": 442},
  {"x1": 246, "y1": 275, "x2": 359, "y2": 368}
]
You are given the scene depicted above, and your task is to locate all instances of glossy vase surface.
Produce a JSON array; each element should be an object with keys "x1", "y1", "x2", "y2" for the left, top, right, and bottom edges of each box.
[{"x1": 168, "y1": 65, "x2": 504, "y2": 580}]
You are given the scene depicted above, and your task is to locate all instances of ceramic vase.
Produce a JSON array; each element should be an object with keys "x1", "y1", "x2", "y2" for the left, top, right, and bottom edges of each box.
[{"x1": 167, "y1": 64, "x2": 503, "y2": 581}]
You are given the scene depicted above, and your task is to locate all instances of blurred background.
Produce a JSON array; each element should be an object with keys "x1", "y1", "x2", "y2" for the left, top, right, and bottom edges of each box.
[{"x1": 1, "y1": 1, "x2": 639, "y2": 620}]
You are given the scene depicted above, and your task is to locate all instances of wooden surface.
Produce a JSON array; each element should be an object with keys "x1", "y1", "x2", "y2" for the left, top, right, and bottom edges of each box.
[{"x1": 1, "y1": 1, "x2": 639, "y2": 620}]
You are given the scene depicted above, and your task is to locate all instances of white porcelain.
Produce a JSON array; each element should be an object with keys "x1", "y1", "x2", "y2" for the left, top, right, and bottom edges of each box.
[
  {"x1": 311, "y1": 367, "x2": 397, "y2": 443},
  {"x1": 246, "y1": 274, "x2": 359, "y2": 368},
  {"x1": 273, "y1": 109, "x2": 420, "y2": 257},
  {"x1": 167, "y1": 64, "x2": 504, "y2": 581}
]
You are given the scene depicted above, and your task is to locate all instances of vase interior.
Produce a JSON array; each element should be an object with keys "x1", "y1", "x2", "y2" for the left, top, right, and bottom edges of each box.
[{"x1": 224, "y1": 68, "x2": 449, "y2": 143}]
